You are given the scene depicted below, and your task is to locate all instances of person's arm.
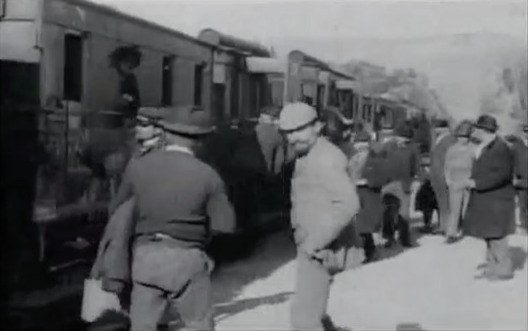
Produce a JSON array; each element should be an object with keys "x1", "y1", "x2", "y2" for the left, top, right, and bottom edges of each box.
[
  {"x1": 108, "y1": 160, "x2": 135, "y2": 215},
  {"x1": 207, "y1": 171, "x2": 236, "y2": 235},
  {"x1": 444, "y1": 148, "x2": 454, "y2": 187}
]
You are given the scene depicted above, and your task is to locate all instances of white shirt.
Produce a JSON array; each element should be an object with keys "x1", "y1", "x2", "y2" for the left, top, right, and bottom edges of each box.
[
  {"x1": 165, "y1": 144, "x2": 194, "y2": 155},
  {"x1": 434, "y1": 131, "x2": 450, "y2": 146}
]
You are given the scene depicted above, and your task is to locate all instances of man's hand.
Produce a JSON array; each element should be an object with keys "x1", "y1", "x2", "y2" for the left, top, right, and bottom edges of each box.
[
  {"x1": 465, "y1": 179, "x2": 476, "y2": 189},
  {"x1": 122, "y1": 93, "x2": 134, "y2": 102},
  {"x1": 300, "y1": 241, "x2": 322, "y2": 260}
]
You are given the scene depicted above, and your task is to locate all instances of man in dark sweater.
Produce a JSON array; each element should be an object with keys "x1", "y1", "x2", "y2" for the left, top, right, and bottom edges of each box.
[{"x1": 111, "y1": 106, "x2": 236, "y2": 331}]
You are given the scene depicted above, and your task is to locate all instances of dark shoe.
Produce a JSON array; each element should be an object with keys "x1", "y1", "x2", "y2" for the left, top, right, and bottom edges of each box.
[
  {"x1": 419, "y1": 225, "x2": 434, "y2": 234},
  {"x1": 487, "y1": 274, "x2": 514, "y2": 282},
  {"x1": 431, "y1": 228, "x2": 444, "y2": 235},
  {"x1": 474, "y1": 271, "x2": 489, "y2": 279},
  {"x1": 476, "y1": 262, "x2": 488, "y2": 270},
  {"x1": 384, "y1": 239, "x2": 397, "y2": 248},
  {"x1": 401, "y1": 241, "x2": 416, "y2": 248},
  {"x1": 445, "y1": 236, "x2": 461, "y2": 244},
  {"x1": 322, "y1": 315, "x2": 352, "y2": 331}
]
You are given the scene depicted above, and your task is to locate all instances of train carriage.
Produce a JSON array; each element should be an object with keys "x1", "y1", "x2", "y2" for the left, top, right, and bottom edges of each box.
[
  {"x1": 198, "y1": 28, "x2": 273, "y2": 123},
  {"x1": 1, "y1": 0, "x2": 219, "y2": 321}
]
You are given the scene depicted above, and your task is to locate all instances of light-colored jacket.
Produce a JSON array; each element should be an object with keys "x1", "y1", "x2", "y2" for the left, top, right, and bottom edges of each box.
[
  {"x1": 290, "y1": 137, "x2": 360, "y2": 251},
  {"x1": 444, "y1": 142, "x2": 475, "y2": 188}
]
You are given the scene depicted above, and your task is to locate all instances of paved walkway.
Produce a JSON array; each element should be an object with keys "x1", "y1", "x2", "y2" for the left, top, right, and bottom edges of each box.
[{"x1": 213, "y1": 230, "x2": 528, "y2": 330}]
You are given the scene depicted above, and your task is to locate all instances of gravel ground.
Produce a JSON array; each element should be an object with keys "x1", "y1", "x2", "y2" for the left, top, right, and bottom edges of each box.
[{"x1": 212, "y1": 229, "x2": 528, "y2": 331}]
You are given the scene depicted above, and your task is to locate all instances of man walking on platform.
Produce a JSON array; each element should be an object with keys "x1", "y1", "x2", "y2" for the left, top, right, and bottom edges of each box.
[
  {"x1": 463, "y1": 115, "x2": 516, "y2": 281},
  {"x1": 113, "y1": 106, "x2": 236, "y2": 330},
  {"x1": 279, "y1": 103, "x2": 360, "y2": 331}
]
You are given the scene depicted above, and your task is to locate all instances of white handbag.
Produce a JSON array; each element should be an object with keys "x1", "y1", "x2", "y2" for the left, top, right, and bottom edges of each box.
[{"x1": 80, "y1": 278, "x2": 122, "y2": 322}]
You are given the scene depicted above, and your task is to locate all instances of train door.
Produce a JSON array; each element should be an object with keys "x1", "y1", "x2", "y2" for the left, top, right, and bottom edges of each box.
[
  {"x1": 212, "y1": 62, "x2": 227, "y2": 122},
  {"x1": 213, "y1": 84, "x2": 226, "y2": 123},
  {"x1": 316, "y1": 84, "x2": 325, "y2": 110}
]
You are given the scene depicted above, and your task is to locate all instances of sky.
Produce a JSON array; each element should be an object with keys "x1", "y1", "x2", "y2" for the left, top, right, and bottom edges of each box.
[
  {"x1": 90, "y1": 0, "x2": 527, "y2": 45},
  {"x1": 89, "y1": 0, "x2": 526, "y2": 122}
]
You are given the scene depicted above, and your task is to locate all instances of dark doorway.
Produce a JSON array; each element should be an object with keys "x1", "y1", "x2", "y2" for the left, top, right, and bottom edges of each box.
[
  {"x1": 213, "y1": 83, "x2": 226, "y2": 123},
  {"x1": 63, "y1": 34, "x2": 83, "y2": 102}
]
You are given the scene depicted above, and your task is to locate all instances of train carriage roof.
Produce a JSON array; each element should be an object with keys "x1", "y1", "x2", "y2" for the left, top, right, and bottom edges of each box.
[
  {"x1": 198, "y1": 29, "x2": 271, "y2": 57},
  {"x1": 60, "y1": 0, "x2": 212, "y2": 48},
  {"x1": 288, "y1": 50, "x2": 355, "y2": 80},
  {"x1": 245, "y1": 57, "x2": 286, "y2": 74}
]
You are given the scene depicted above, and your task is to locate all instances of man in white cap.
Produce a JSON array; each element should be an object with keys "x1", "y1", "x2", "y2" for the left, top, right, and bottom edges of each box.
[{"x1": 279, "y1": 102, "x2": 360, "y2": 331}]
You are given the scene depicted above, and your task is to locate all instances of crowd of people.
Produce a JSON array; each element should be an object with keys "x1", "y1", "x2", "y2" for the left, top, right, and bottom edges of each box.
[{"x1": 88, "y1": 100, "x2": 527, "y2": 331}]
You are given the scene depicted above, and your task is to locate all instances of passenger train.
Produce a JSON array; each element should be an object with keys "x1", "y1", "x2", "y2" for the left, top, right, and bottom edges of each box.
[{"x1": 0, "y1": 0, "x2": 432, "y2": 325}]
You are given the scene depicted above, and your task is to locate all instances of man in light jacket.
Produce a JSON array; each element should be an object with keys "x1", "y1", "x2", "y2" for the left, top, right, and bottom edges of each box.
[{"x1": 279, "y1": 103, "x2": 361, "y2": 331}]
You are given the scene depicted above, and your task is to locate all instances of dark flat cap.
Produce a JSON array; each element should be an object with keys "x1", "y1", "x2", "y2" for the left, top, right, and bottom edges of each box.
[{"x1": 159, "y1": 106, "x2": 215, "y2": 136}]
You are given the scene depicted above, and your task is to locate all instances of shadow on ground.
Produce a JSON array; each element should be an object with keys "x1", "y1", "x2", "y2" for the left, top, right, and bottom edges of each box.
[
  {"x1": 396, "y1": 322, "x2": 428, "y2": 330},
  {"x1": 214, "y1": 291, "x2": 294, "y2": 323},
  {"x1": 210, "y1": 228, "x2": 297, "y2": 320},
  {"x1": 369, "y1": 216, "x2": 430, "y2": 264},
  {"x1": 510, "y1": 246, "x2": 527, "y2": 271}
]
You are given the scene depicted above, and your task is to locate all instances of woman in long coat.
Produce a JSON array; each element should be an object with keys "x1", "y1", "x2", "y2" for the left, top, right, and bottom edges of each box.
[{"x1": 349, "y1": 131, "x2": 390, "y2": 262}]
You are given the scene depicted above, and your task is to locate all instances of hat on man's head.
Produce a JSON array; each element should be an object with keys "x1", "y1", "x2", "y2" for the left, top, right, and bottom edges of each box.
[
  {"x1": 394, "y1": 121, "x2": 413, "y2": 139},
  {"x1": 474, "y1": 115, "x2": 498, "y2": 133},
  {"x1": 454, "y1": 120, "x2": 473, "y2": 138},
  {"x1": 260, "y1": 105, "x2": 281, "y2": 119},
  {"x1": 109, "y1": 45, "x2": 142, "y2": 68},
  {"x1": 279, "y1": 102, "x2": 318, "y2": 132},
  {"x1": 433, "y1": 119, "x2": 449, "y2": 129},
  {"x1": 159, "y1": 106, "x2": 215, "y2": 136},
  {"x1": 137, "y1": 107, "x2": 165, "y2": 124},
  {"x1": 354, "y1": 130, "x2": 371, "y2": 143}
]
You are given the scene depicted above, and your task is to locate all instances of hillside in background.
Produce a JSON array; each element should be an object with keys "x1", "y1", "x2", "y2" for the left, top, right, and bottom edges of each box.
[{"x1": 272, "y1": 32, "x2": 527, "y2": 131}]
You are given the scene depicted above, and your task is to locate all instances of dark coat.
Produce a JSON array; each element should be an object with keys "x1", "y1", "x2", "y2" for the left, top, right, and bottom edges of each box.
[
  {"x1": 384, "y1": 140, "x2": 421, "y2": 193},
  {"x1": 415, "y1": 178, "x2": 437, "y2": 212},
  {"x1": 356, "y1": 151, "x2": 390, "y2": 233},
  {"x1": 118, "y1": 73, "x2": 141, "y2": 118},
  {"x1": 463, "y1": 137, "x2": 516, "y2": 239}
]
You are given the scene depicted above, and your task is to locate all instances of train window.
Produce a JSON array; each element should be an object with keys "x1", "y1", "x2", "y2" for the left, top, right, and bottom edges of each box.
[
  {"x1": 193, "y1": 64, "x2": 204, "y2": 106},
  {"x1": 162, "y1": 56, "x2": 174, "y2": 106},
  {"x1": 63, "y1": 33, "x2": 83, "y2": 102}
]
